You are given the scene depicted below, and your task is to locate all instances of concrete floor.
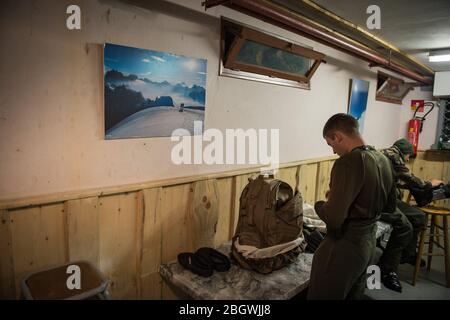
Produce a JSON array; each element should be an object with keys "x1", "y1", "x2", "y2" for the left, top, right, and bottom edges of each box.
[
  {"x1": 293, "y1": 246, "x2": 450, "y2": 300},
  {"x1": 365, "y1": 250, "x2": 450, "y2": 300}
]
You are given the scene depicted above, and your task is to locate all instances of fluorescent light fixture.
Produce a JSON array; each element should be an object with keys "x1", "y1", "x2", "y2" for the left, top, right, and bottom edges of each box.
[
  {"x1": 430, "y1": 55, "x2": 450, "y2": 62},
  {"x1": 429, "y1": 49, "x2": 450, "y2": 62}
]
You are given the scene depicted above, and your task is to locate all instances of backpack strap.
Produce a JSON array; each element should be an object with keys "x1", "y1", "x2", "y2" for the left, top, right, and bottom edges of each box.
[{"x1": 248, "y1": 177, "x2": 267, "y2": 225}]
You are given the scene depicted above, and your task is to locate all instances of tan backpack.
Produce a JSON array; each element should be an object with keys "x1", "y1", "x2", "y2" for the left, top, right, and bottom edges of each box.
[{"x1": 231, "y1": 174, "x2": 305, "y2": 274}]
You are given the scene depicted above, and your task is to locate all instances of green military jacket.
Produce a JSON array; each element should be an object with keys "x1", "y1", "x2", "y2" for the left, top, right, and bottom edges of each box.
[
  {"x1": 315, "y1": 145, "x2": 396, "y2": 238},
  {"x1": 381, "y1": 145, "x2": 431, "y2": 199}
]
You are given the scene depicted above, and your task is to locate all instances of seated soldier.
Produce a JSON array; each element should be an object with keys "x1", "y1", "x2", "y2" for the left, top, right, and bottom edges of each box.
[{"x1": 378, "y1": 138, "x2": 445, "y2": 293}]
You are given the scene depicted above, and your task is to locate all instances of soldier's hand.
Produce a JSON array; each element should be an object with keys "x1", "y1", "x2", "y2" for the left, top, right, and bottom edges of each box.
[{"x1": 431, "y1": 179, "x2": 444, "y2": 187}]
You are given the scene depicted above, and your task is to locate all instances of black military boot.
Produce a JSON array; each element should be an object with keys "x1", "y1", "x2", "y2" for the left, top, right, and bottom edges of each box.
[{"x1": 381, "y1": 271, "x2": 402, "y2": 293}]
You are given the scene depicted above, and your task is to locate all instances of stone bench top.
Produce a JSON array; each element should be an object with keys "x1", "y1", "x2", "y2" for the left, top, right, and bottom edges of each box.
[{"x1": 159, "y1": 221, "x2": 391, "y2": 300}]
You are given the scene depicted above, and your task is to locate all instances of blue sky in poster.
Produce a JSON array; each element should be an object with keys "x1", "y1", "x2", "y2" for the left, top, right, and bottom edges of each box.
[
  {"x1": 348, "y1": 78, "x2": 370, "y2": 132},
  {"x1": 104, "y1": 43, "x2": 207, "y2": 88}
]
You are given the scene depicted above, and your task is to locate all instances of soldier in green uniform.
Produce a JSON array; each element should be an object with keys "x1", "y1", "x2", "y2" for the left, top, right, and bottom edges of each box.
[
  {"x1": 378, "y1": 139, "x2": 444, "y2": 292},
  {"x1": 307, "y1": 114, "x2": 396, "y2": 300}
]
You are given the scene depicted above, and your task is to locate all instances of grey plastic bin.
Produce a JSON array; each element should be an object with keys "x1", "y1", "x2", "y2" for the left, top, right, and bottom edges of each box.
[{"x1": 20, "y1": 261, "x2": 110, "y2": 300}]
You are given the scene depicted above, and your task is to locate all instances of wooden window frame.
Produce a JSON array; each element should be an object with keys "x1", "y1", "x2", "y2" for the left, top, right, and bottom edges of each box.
[
  {"x1": 376, "y1": 71, "x2": 413, "y2": 105},
  {"x1": 221, "y1": 18, "x2": 325, "y2": 85}
]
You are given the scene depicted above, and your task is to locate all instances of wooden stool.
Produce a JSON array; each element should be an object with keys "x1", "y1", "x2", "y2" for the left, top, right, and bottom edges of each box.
[
  {"x1": 21, "y1": 261, "x2": 110, "y2": 300},
  {"x1": 412, "y1": 205, "x2": 450, "y2": 287}
]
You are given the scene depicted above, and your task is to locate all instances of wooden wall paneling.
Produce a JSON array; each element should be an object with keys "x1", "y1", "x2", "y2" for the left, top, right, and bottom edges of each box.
[
  {"x1": 298, "y1": 163, "x2": 318, "y2": 205},
  {"x1": 140, "y1": 188, "x2": 163, "y2": 299},
  {"x1": 0, "y1": 210, "x2": 15, "y2": 299},
  {"x1": 98, "y1": 193, "x2": 138, "y2": 299},
  {"x1": 66, "y1": 197, "x2": 99, "y2": 267},
  {"x1": 9, "y1": 207, "x2": 39, "y2": 298},
  {"x1": 10, "y1": 207, "x2": 38, "y2": 298},
  {"x1": 214, "y1": 177, "x2": 233, "y2": 247},
  {"x1": 187, "y1": 179, "x2": 219, "y2": 251},
  {"x1": 9, "y1": 204, "x2": 67, "y2": 298},
  {"x1": 411, "y1": 152, "x2": 444, "y2": 182},
  {"x1": 135, "y1": 191, "x2": 144, "y2": 299},
  {"x1": 160, "y1": 184, "x2": 194, "y2": 263},
  {"x1": 161, "y1": 183, "x2": 193, "y2": 299},
  {"x1": 422, "y1": 161, "x2": 444, "y2": 182},
  {"x1": 315, "y1": 160, "x2": 333, "y2": 202}
]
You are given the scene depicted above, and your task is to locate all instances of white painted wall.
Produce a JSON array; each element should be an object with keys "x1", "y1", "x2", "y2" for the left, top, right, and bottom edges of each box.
[{"x1": 0, "y1": 0, "x2": 435, "y2": 200}]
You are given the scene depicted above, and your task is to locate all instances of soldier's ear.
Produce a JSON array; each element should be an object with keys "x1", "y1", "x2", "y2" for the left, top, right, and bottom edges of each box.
[{"x1": 334, "y1": 131, "x2": 344, "y2": 143}]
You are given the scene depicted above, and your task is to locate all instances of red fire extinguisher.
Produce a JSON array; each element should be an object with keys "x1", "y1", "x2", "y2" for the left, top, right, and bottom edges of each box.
[
  {"x1": 407, "y1": 102, "x2": 435, "y2": 157},
  {"x1": 408, "y1": 118, "x2": 421, "y2": 156}
]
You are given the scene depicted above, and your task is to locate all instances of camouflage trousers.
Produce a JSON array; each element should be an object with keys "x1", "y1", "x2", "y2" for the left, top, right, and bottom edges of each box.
[{"x1": 378, "y1": 200, "x2": 426, "y2": 274}]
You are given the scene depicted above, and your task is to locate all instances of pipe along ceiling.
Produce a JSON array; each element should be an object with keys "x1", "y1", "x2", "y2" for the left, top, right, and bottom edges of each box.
[{"x1": 203, "y1": 0, "x2": 434, "y2": 85}]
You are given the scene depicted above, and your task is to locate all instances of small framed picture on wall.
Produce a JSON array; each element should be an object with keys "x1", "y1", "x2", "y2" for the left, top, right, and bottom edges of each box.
[{"x1": 348, "y1": 78, "x2": 370, "y2": 133}]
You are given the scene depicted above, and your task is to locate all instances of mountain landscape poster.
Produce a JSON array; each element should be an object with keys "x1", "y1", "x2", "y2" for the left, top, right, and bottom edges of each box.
[{"x1": 104, "y1": 43, "x2": 207, "y2": 139}]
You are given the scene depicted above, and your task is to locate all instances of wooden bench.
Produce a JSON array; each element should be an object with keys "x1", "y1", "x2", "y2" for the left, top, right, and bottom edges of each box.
[{"x1": 159, "y1": 221, "x2": 391, "y2": 300}]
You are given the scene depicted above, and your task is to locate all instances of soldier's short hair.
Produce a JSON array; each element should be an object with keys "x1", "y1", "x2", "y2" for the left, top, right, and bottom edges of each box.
[{"x1": 323, "y1": 113, "x2": 360, "y2": 138}]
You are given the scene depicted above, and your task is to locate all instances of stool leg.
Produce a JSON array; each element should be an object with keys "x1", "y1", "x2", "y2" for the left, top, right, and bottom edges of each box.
[
  {"x1": 443, "y1": 215, "x2": 450, "y2": 288},
  {"x1": 427, "y1": 215, "x2": 436, "y2": 272},
  {"x1": 435, "y1": 216, "x2": 442, "y2": 249},
  {"x1": 98, "y1": 290, "x2": 111, "y2": 300},
  {"x1": 413, "y1": 214, "x2": 429, "y2": 286}
]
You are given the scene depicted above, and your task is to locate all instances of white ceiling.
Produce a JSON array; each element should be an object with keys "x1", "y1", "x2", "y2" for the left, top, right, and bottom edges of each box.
[{"x1": 312, "y1": 0, "x2": 450, "y2": 72}]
